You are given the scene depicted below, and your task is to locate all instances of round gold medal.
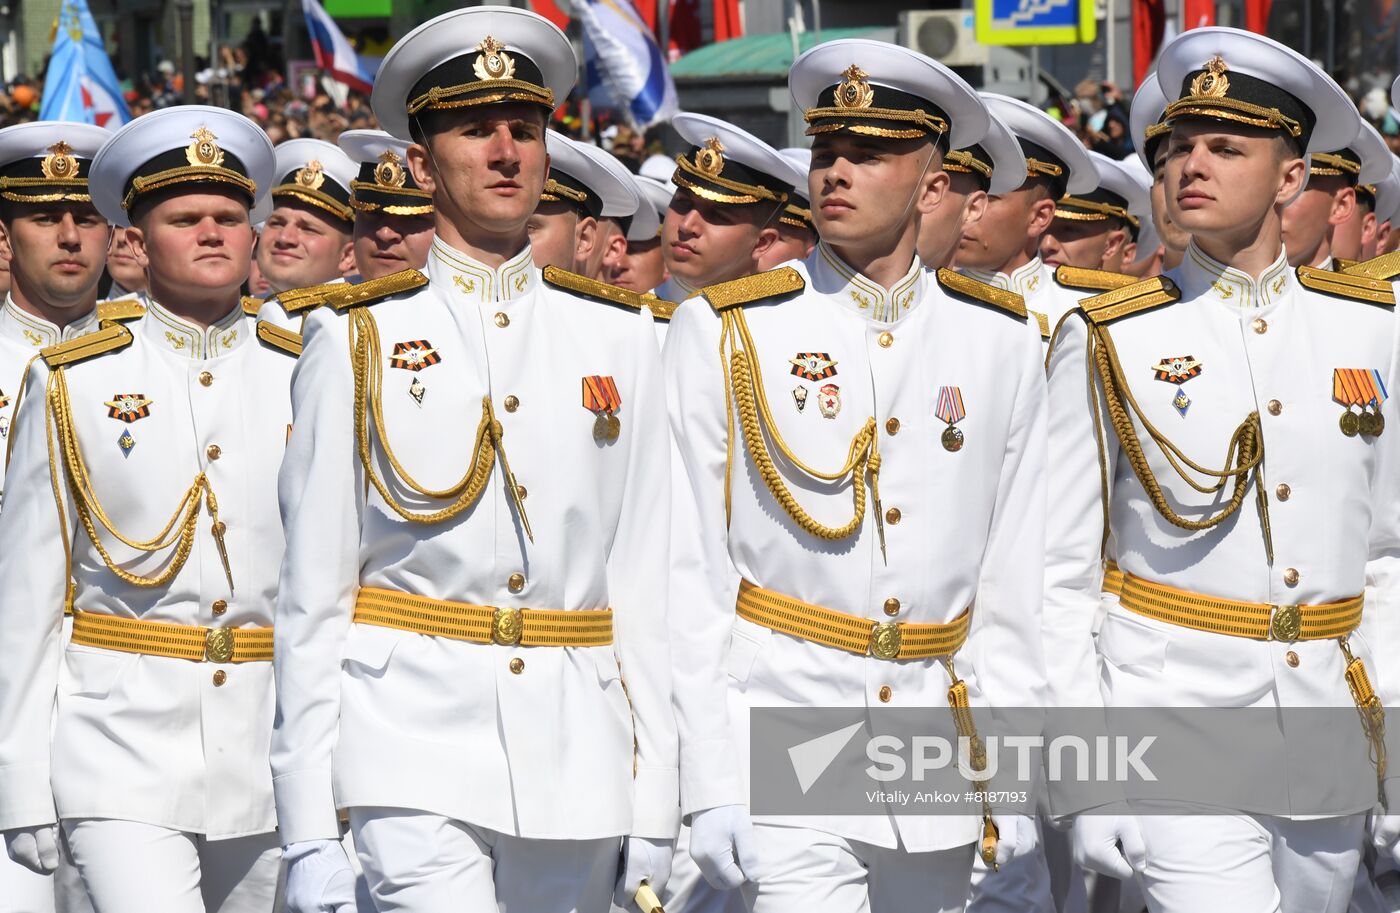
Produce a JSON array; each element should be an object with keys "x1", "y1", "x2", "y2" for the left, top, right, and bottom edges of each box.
[
  {"x1": 606, "y1": 413, "x2": 621, "y2": 441},
  {"x1": 1374, "y1": 412, "x2": 1385, "y2": 437},
  {"x1": 941, "y1": 425, "x2": 964, "y2": 452},
  {"x1": 593, "y1": 413, "x2": 609, "y2": 441},
  {"x1": 1359, "y1": 411, "x2": 1378, "y2": 437},
  {"x1": 1340, "y1": 410, "x2": 1361, "y2": 437}
]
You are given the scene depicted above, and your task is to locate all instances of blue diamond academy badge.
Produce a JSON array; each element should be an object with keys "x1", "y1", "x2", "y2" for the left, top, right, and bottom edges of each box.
[
  {"x1": 118, "y1": 429, "x2": 136, "y2": 457},
  {"x1": 1152, "y1": 356, "x2": 1203, "y2": 418}
]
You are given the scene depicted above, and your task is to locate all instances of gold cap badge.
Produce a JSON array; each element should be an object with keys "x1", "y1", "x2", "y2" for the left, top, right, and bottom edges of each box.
[
  {"x1": 836, "y1": 64, "x2": 874, "y2": 110},
  {"x1": 186, "y1": 127, "x2": 225, "y2": 168},
  {"x1": 374, "y1": 150, "x2": 407, "y2": 188},
  {"x1": 473, "y1": 35, "x2": 516, "y2": 82},
  {"x1": 1189, "y1": 56, "x2": 1230, "y2": 98},
  {"x1": 296, "y1": 159, "x2": 326, "y2": 191},
  {"x1": 40, "y1": 141, "x2": 77, "y2": 180},
  {"x1": 695, "y1": 137, "x2": 725, "y2": 177}
]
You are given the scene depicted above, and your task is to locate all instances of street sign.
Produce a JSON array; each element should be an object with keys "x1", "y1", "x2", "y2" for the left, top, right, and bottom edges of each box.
[{"x1": 974, "y1": 0, "x2": 1098, "y2": 46}]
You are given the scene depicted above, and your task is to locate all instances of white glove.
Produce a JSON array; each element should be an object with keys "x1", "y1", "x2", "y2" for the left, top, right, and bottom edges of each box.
[
  {"x1": 613, "y1": 836, "x2": 675, "y2": 909},
  {"x1": 1071, "y1": 813, "x2": 1145, "y2": 880},
  {"x1": 1370, "y1": 812, "x2": 1400, "y2": 866},
  {"x1": 282, "y1": 839, "x2": 356, "y2": 913},
  {"x1": 4, "y1": 825, "x2": 58, "y2": 875},
  {"x1": 688, "y1": 804, "x2": 759, "y2": 891},
  {"x1": 989, "y1": 814, "x2": 1038, "y2": 867}
]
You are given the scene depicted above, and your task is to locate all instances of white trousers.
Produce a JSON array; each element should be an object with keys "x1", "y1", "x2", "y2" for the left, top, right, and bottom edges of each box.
[
  {"x1": 739, "y1": 824, "x2": 974, "y2": 913},
  {"x1": 63, "y1": 820, "x2": 280, "y2": 913},
  {"x1": 350, "y1": 806, "x2": 617, "y2": 913},
  {"x1": 1131, "y1": 812, "x2": 1363, "y2": 913},
  {"x1": 965, "y1": 822, "x2": 1056, "y2": 913},
  {"x1": 662, "y1": 824, "x2": 746, "y2": 913}
]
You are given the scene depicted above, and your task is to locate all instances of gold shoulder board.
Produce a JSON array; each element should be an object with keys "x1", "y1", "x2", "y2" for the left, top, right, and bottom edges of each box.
[
  {"x1": 1053, "y1": 264, "x2": 1137, "y2": 292},
  {"x1": 96, "y1": 298, "x2": 145, "y2": 323},
  {"x1": 1082, "y1": 276, "x2": 1180, "y2": 324},
  {"x1": 275, "y1": 280, "x2": 345, "y2": 315},
  {"x1": 1297, "y1": 265, "x2": 1395, "y2": 307},
  {"x1": 1341, "y1": 251, "x2": 1400, "y2": 282},
  {"x1": 541, "y1": 266, "x2": 649, "y2": 314},
  {"x1": 936, "y1": 268, "x2": 1027, "y2": 319},
  {"x1": 41, "y1": 323, "x2": 133, "y2": 368},
  {"x1": 329, "y1": 269, "x2": 429, "y2": 312},
  {"x1": 1333, "y1": 258, "x2": 1360, "y2": 273},
  {"x1": 1029, "y1": 309, "x2": 1050, "y2": 339},
  {"x1": 240, "y1": 296, "x2": 263, "y2": 317},
  {"x1": 639, "y1": 293, "x2": 678, "y2": 322},
  {"x1": 256, "y1": 321, "x2": 302, "y2": 357},
  {"x1": 701, "y1": 266, "x2": 805, "y2": 312}
]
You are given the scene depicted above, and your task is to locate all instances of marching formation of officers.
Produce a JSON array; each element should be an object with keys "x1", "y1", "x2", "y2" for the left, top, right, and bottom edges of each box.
[{"x1": 1, "y1": 8, "x2": 1400, "y2": 913}]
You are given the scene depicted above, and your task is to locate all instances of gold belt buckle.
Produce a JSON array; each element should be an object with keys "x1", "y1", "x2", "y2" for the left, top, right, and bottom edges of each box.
[
  {"x1": 205, "y1": 627, "x2": 235, "y2": 663},
  {"x1": 870, "y1": 621, "x2": 902, "y2": 660},
  {"x1": 492, "y1": 607, "x2": 524, "y2": 645},
  {"x1": 1269, "y1": 604, "x2": 1302, "y2": 642}
]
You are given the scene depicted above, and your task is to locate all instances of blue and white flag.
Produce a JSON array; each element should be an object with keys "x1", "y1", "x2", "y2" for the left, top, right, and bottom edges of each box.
[
  {"x1": 577, "y1": 0, "x2": 677, "y2": 129},
  {"x1": 39, "y1": 0, "x2": 130, "y2": 127},
  {"x1": 303, "y1": 0, "x2": 373, "y2": 94}
]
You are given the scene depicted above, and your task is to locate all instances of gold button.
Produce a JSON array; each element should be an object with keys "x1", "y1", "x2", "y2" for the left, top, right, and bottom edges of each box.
[
  {"x1": 878, "y1": 685, "x2": 892, "y2": 703},
  {"x1": 212, "y1": 670, "x2": 227, "y2": 686},
  {"x1": 1283, "y1": 567, "x2": 1300, "y2": 586},
  {"x1": 494, "y1": 312, "x2": 510, "y2": 328},
  {"x1": 212, "y1": 521, "x2": 226, "y2": 537},
  {"x1": 504, "y1": 395, "x2": 520, "y2": 413},
  {"x1": 516, "y1": 485, "x2": 527, "y2": 500},
  {"x1": 885, "y1": 417, "x2": 900, "y2": 435},
  {"x1": 1267, "y1": 399, "x2": 1282, "y2": 416},
  {"x1": 508, "y1": 573, "x2": 525, "y2": 593},
  {"x1": 509, "y1": 658, "x2": 525, "y2": 674},
  {"x1": 877, "y1": 331, "x2": 894, "y2": 348},
  {"x1": 885, "y1": 507, "x2": 901, "y2": 525},
  {"x1": 212, "y1": 599, "x2": 227, "y2": 616},
  {"x1": 206, "y1": 444, "x2": 221, "y2": 461},
  {"x1": 1252, "y1": 318, "x2": 1268, "y2": 334},
  {"x1": 883, "y1": 597, "x2": 900, "y2": 617},
  {"x1": 199, "y1": 371, "x2": 213, "y2": 387},
  {"x1": 1276, "y1": 483, "x2": 1291, "y2": 501},
  {"x1": 1285, "y1": 651, "x2": 1300, "y2": 668}
]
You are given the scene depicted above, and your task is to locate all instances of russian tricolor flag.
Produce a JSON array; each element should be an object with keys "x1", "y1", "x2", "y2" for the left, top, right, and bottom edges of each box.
[
  {"x1": 576, "y1": 0, "x2": 678, "y2": 129},
  {"x1": 302, "y1": 0, "x2": 373, "y2": 94}
]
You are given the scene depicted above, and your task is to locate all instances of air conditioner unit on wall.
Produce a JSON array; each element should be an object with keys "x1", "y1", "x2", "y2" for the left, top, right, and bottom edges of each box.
[{"x1": 897, "y1": 9, "x2": 989, "y2": 69}]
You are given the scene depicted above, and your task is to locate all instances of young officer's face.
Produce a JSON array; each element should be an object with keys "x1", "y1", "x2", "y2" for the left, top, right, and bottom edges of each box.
[
  {"x1": 130, "y1": 189, "x2": 254, "y2": 298},
  {"x1": 1, "y1": 202, "x2": 109, "y2": 310},
  {"x1": 408, "y1": 104, "x2": 549, "y2": 240},
  {"x1": 808, "y1": 132, "x2": 945, "y2": 252},
  {"x1": 1163, "y1": 120, "x2": 1302, "y2": 239}
]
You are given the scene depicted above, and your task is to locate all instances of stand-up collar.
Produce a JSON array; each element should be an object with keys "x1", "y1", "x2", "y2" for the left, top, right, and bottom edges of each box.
[
  {"x1": 142, "y1": 298, "x2": 247, "y2": 359},
  {"x1": 807, "y1": 241, "x2": 924, "y2": 323},
  {"x1": 427, "y1": 236, "x2": 538, "y2": 305},
  {"x1": 1175, "y1": 240, "x2": 1292, "y2": 310},
  {"x1": 0, "y1": 296, "x2": 98, "y2": 349},
  {"x1": 961, "y1": 256, "x2": 1049, "y2": 302}
]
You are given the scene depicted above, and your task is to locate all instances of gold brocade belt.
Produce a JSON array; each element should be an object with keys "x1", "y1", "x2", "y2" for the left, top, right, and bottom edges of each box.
[
  {"x1": 1111, "y1": 566, "x2": 1362, "y2": 642},
  {"x1": 735, "y1": 579, "x2": 969, "y2": 660},
  {"x1": 352, "y1": 586, "x2": 613, "y2": 647},
  {"x1": 1103, "y1": 564, "x2": 1385, "y2": 793},
  {"x1": 734, "y1": 580, "x2": 1000, "y2": 865},
  {"x1": 70, "y1": 611, "x2": 273, "y2": 663}
]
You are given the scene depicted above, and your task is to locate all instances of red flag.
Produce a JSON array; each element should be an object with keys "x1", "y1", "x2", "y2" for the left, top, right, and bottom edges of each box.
[
  {"x1": 713, "y1": 0, "x2": 742, "y2": 42},
  {"x1": 1183, "y1": 0, "x2": 1217, "y2": 29},
  {"x1": 1133, "y1": 0, "x2": 1166, "y2": 88},
  {"x1": 1245, "y1": 0, "x2": 1272, "y2": 32}
]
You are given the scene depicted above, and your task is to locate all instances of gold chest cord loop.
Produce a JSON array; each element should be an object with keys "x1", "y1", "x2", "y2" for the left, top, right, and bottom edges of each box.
[
  {"x1": 350, "y1": 307, "x2": 528, "y2": 527},
  {"x1": 1088, "y1": 321, "x2": 1273, "y2": 562},
  {"x1": 720, "y1": 308, "x2": 886, "y2": 556},
  {"x1": 47, "y1": 367, "x2": 219, "y2": 588}
]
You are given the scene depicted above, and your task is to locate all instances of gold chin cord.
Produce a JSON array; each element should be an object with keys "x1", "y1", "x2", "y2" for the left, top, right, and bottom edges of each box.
[
  {"x1": 719, "y1": 308, "x2": 886, "y2": 560},
  {"x1": 1086, "y1": 321, "x2": 1272, "y2": 562},
  {"x1": 47, "y1": 367, "x2": 232, "y2": 598},
  {"x1": 349, "y1": 307, "x2": 531, "y2": 538}
]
